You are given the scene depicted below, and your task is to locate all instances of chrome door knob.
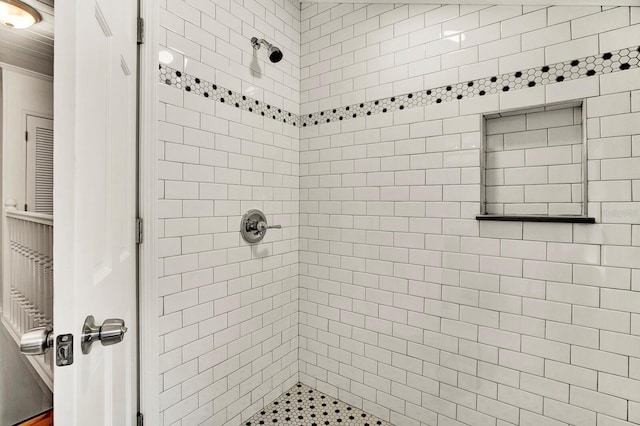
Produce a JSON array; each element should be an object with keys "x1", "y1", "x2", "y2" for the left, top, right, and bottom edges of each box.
[
  {"x1": 20, "y1": 326, "x2": 54, "y2": 355},
  {"x1": 81, "y1": 315, "x2": 128, "y2": 354},
  {"x1": 100, "y1": 318, "x2": 128, "y2": 346}
]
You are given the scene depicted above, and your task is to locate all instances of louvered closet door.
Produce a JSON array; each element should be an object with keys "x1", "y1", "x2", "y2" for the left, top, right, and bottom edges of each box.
[{"x1": 26, "y1": 115, "x2": 54, "y2": 214}]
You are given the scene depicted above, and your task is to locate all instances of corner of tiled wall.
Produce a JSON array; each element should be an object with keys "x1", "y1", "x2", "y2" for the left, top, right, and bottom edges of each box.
[
  {"x1": 157, "y1": 0, "x2": 301, "y2": 424},
  {"x1": 157, "y1": 1, "x2": 640, "y2": 425},
  {"x1": 299, "y1": 4, "x2": 640, "y2": 426}
]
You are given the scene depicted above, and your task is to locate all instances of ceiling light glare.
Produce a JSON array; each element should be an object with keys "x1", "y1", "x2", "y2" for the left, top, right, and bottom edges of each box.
[{"x1": 0, "y1": 0, "x2": 41, "y2": 29}]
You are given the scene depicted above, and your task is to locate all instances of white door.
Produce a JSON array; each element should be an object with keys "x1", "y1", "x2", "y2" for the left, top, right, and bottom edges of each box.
[{"x1": 53, "y1": 0, "x2": 138, "y2": 424}]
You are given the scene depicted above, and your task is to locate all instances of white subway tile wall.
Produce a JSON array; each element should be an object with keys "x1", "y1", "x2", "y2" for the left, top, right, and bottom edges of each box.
[
  {"x1": 485, "y1": 103, "x2": 585, "y2": 216},
  {"x1": 158, "y1": 1, "x2": 640, "y2": 425},
  {"x1": 158, "y1": 0, "x2": 300, "y2": 424},
  {"x1": 300, "y1": 4, "x2": 640, "y2": 426}
]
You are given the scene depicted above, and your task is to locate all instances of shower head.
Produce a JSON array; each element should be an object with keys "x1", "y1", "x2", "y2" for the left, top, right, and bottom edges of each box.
[
  {"x1": 251, "y1": 37, "x2": 283, "y2": 63},
  {"x1": 268, "y1": 46, "x2": 283, "y2": 63}
]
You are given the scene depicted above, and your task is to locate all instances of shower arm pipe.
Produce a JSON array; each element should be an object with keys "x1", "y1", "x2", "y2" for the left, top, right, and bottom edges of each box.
[{"x1": 251, "y1": 37, "x2": 271, "y2": 50}]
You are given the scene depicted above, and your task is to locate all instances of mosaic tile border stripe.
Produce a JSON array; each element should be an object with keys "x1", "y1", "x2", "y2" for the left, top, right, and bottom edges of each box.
[
  {"x1": 159, "y1": 45, "x2": 640, "y2": 128},
  {"x1": 301, "y1": 46, "x2": 639, "y2": 127},
  {"x1": 159, "y1": 65, "x2": 299, "y2": 126},
  {"x1": 244, "y1": 382, "x2": 392, "y2": 426}
]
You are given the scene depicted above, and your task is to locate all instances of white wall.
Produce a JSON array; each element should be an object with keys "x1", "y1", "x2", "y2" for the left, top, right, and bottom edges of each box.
[
  {"x1": 156, "y1": 2, "x2": 640, "y2": 426},
  {"x1": 0, "y1": 67, "x2": 52, "y2": 315},
  {"x1": 157, "y1": 0, "x2": 301, "y2": 424},
  {"x1": 1, "y1": 67, "x2": 53, "y2": 211},
  {"x1": 299, "y1": 4, "x2": 640, "y2": 426}
]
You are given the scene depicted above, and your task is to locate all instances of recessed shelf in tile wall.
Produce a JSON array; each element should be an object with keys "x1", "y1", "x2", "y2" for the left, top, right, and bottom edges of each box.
[
  {"x1": 482, "y1": 102, "x2": 587, "y2": 218},
  {"x1": 159, "y1": 45, "x2": 640, "y2": 128}
]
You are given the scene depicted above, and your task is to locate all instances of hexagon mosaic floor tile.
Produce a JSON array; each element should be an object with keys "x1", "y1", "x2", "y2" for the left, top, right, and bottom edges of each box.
[{"x1": 244, "y1": 383, "x2": 392, "y2": 426}]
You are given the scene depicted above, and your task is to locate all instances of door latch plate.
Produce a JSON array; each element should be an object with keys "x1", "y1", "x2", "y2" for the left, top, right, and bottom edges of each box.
[{"x1": 56, "y1": 334, "x2": 74, "y2": 366}]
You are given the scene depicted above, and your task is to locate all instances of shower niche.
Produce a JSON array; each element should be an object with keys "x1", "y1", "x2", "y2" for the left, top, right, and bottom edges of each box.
[{"x1": 478, "y1": 100, "x2": 594, "y2": 223}]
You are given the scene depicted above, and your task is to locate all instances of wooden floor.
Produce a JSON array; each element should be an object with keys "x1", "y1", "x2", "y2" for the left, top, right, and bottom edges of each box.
[{"x1": 16, "y1": 410, "x2": 53, "y2": 426}]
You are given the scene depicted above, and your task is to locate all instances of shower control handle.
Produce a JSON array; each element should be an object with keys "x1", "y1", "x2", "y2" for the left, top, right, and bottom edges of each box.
[
  {"x1": 256, "y1": 221, "x2": 281, "y2": 232},
  {"x1": 241, "y1": 209, "x2": 281, "y2": 243}
]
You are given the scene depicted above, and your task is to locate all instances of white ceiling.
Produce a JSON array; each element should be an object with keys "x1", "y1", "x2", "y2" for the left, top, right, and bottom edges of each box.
[
  {"x1": 0, "y1": 0, "x2": 54, "y2": 76},
  {"x1": 306, "y1": 0, "x2": 638, "y2": 5}
]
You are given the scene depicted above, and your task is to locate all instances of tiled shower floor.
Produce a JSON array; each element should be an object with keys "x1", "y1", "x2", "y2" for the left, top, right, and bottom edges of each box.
[{"x1": 245, "y1": 383, "x2": 392, "y2": 426}]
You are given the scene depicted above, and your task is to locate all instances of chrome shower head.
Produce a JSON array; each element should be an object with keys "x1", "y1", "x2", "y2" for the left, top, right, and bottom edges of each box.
[{"x1": 251, "y1": 37, "x2": 283, "y2": 63}]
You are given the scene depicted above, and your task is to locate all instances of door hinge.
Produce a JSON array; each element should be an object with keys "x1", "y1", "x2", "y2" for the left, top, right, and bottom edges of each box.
[
  {"x1": 137, "y1": 17, "x2": 144, "y2": 45},
  {"x1": 137, "y1": 412, "x2": 143, "y2": 426},
  {"x1": 136, "y1": 217, "x2": 143, "y2": 244},
  {"x1": 25, "y1": 131, "x2": 28, "y2": 141}
]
